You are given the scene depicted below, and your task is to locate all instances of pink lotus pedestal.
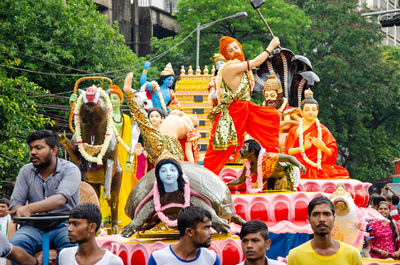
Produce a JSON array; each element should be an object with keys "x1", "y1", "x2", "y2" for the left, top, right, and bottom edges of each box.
[{"x1": 96, "y1": 234, "x2": 243, "y2": 265}]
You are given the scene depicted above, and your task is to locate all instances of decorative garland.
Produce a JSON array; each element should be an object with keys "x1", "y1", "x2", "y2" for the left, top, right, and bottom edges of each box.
[
  {"x1": 245, "y1": 148, "x2": 266, "y2": 194},
  {"x1": 153, "y1": 175, "x2": 190, "y2": 227},
  {"x1": 74, "y1": 88, "x2": 113, "y2": 166},
  {"x1": 152, "y1": 81, "x2": 168, "y2": 113},
  {"x1": 297, "y1": 118, "x2": 322, "y2": 169},
  {"x1": 278, "y1": 97, "x2": 288, "y2": 113}
]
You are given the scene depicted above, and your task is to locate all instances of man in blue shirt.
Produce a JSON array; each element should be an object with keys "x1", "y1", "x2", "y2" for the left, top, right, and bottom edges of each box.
[
  {"x1": 9, "y1": 130, "x2": 81, "y2": 263},
  {"x1": 148, "y1": 206, "x2": 221, "y2": 265}
]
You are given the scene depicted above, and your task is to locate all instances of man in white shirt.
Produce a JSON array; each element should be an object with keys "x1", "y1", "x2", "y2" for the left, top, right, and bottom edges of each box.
[
  {"x1": 237, "y1": 220, "x2": 285, "y2": 265},
  {"x1": 0, "y1": 198, "x2": 11, "y2": 265},
  {"x1": 148, "y1": 206, "x2": 221, "y2": 265},
  {"x1": 59, "y1": 203, "x2": 123, "y2": 265}
]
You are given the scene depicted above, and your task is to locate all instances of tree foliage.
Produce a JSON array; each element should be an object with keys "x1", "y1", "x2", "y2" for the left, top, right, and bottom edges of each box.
[
  {"x1": 0, "y1": 60, "x2": 53, "y2": 180},
  {"x1": 0, "y1": 0, "x2": 144, "y2": 180},
  {"x1": 0, "y1": 0, "x2": 144, "y2": 92},
  {"x1": 290, "y1": 0, "x2": 400, "y2": 181}
]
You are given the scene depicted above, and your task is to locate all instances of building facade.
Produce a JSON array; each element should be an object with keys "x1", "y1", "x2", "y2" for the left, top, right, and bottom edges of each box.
[
  {"x1": 94, "y1": 0, "x2": 179, "y2": 56},
  {"x1": 362, "y1": 0, "x2": 400, "y2": 47}
]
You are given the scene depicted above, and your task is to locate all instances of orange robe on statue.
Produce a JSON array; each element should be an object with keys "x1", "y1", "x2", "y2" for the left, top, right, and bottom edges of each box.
[
  {"x1": 204, "y1": 67, "x2": 280, "y2": 175},
  {"x1": 284, "y1": 122, "x2": 349, "y2": 179}
]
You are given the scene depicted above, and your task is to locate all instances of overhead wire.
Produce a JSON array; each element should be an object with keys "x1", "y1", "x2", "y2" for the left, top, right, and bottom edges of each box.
[{"x1": 1, "y1": 27, "x2": 197, "y2": 78}]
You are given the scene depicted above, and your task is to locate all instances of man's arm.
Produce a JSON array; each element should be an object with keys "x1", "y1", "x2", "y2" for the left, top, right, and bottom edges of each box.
[
  {"x1": 9, "y1": 166, "x2": 30, "y2": 211},
  {"x1": 12, "y1": 194, "x2": 67, "y2": 217},
  {"x1": 227, "y1": 166, "x2": 247, "y2": 187},
  {"x1": 7, "y1": 246, "x2": 38, "y2": 265},
  {"x1": 1, "y1": 233, "x2": 37, "y2": 265}
]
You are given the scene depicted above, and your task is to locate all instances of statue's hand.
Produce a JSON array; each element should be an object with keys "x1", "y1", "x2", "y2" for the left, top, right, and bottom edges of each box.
[
  {"x1": 134, "y1": 143, "x2": 144, "y2": 156},
  {"x1": 311, "y1": 137, "x2": 327, "y2": 151},
  {"x1": 123, "y1": 75, "x2": 134, "y2": 95},
  {"x1": 69, "y1": 94, "x2": 77, "y2": 104},
  {"x1": 58, "y1": 132, "x2": 67, "y2": 145},
  {"x1": 304, "y1": 133, "x2": 312, "y2": 150},
  {"x1": 143, "y1": 61, "x2": 151, "y2": 70},
  {"x1": 126, "y1": 162, "x2": 133, "y2": 173},
  {"x1": 267, "y1": 36, "x2": 280, "y2": 52}
]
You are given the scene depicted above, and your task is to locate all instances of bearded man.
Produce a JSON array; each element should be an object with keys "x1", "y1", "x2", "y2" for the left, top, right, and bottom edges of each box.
[
  {"x1": 9, "y1": 130, "x2": 80, "y2": 263},
  {"x1": 203, "y1": 36, "x2": 281, "y2": 175}
]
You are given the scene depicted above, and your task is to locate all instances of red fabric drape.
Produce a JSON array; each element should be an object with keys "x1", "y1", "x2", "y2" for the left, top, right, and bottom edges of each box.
[{"x1": 204, "y1": 100, "x2": 280, "y2": 175}]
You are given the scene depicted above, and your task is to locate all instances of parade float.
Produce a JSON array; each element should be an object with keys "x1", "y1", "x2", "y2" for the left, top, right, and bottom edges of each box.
[
  {"x1": 76, "y1": 66, "x2": 389, "y2": 265},
  {"x1": 59, "y1": 4, "x2": 399, "y2": 265}
]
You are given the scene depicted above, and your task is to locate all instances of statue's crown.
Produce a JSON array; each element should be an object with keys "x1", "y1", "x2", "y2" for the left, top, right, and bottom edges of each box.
[
  {"x1": 263, "y1": 74, "x2": 283, "y2": 93},
  {"x1": 160, "y1": 63, "x2": 175, "y2": 76},
  {"x1": 155, "y1": 150, "x2": 182, "y2": 166},
  {"x1": 304, "y1": 88, "x2": 314, "y2": 99}
]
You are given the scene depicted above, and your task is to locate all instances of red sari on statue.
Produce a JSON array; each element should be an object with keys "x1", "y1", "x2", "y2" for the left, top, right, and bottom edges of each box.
[{"x1": 284, "y1": 122, "x2": 349, "y2": 179}]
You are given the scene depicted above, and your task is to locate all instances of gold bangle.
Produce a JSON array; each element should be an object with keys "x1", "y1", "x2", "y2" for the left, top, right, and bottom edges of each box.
[
  {"x1": 126, "y1": 91, "x2": 134, "y2": 98},
  {"x1": 142, "y1": 70, "x2": 148, "y2": 74},
  {"x1": 264, "y1": 49, "x2": 271, "y2": 56}
]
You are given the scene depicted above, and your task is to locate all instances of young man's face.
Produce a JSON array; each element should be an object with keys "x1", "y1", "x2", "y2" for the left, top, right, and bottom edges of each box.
[
  {"x1": 308, "y1": 203, "x2": 334, "y2": 237},
  {"x1": 0, "y1": 203, "x2": 8, "y2": 218},
  {"x1": 67, "y1": 218, "x2": 93, "y2": 244},
  {"x1": 241, "y1": 232, "x2": 271, "y2": 262},
  {"x1": 29, "y1": 138, "x2": 57, "y2": 169},
  {"x1": 191, "y1": 217, "x2": 214, "y2": 248}
]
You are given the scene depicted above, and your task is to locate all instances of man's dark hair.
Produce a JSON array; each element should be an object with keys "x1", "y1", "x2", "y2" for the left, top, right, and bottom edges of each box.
[
  {"x1": 27, "y1": 130, "x2": 60, "y2": 149},
  {"x1": 0, "y1": 198, "x2": 9, "y2": 206},
  {"x1": 69, "y1": 203, "x2": 102, "y2": 233},
  {"x1": 373, "y1": 195, "x2": 386, "y2": 207},
  {"x1": 300, "y1": 95, "x2": 319, "y2": 110},
  {"x1": 155, "y1": 159, "x2": 185, "y2": 196},
  {"x1": 244, "y1": 139, "x2": 261, "y2": 158},
  {"x1": 308, "y1": 196, "x2": 335, "y2": 216},
  {"x1": 393, "y1": 195, "x2": 399, "y2": 205},
  {"x1": 177, "y1": 206, "x2": 212, "y2": 237},
  {"x1": 239, "y1": 220, "x2": 269, "y2": 241}
]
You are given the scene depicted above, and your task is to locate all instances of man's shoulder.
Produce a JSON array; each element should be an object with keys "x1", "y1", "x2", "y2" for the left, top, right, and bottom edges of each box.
[
  {"x1": 200, "y1": 247, "x2": 217, "y2": 257},
  {"x1": 58, "y1": 158, "x2": 79, "y2": 170},
  {"x1": 289, "y1": 240, "x2": 311, "y2": 255},
  {"x1": 339, "y1": 242, "x2": 361, "y2": 256},
  {"x1": 267, "y1": 257, "x2": 286, "y2": 265},
  {"x1": 59, "y1": 246, "x2": 78, "y2": 259},
  {"x1": 151, "y1": 245, "x2": 173, "y2": 259},
  {"x1": 103, "y1": 250, "x2": 124, "y2": 265},
  {"x1": 18, "y1": 163, "x2": 34, "y2": 176}
]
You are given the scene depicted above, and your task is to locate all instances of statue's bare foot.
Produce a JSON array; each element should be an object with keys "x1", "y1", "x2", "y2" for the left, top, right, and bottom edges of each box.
[
  {"x1": 213, "y1": 220, "x2": 230, "y2": 234},
  {"x1": 121, "y1": 223, "x2": 137, "y2": 238}
]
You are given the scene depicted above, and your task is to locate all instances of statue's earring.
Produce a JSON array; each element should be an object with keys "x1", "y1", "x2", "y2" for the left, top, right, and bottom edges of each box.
[{"x1": 189, "y1": 233, "x2": 192, "y2": 237}]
